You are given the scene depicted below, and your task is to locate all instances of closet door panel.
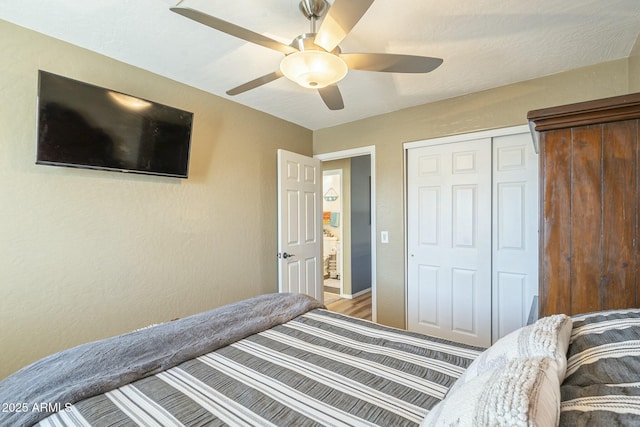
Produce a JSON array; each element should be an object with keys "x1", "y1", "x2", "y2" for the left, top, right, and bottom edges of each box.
[
  {"x1": 492, "y1": 133, "x2": 539, "y2": 340},
  {"x1": 603, "y1": 120, "x2": 638, "y2": 308},
  {"x1": 571, "y1": 125, "x2": 603, "y2": 315},
  {"x1": 541, "y1": 129, "x2": 572, "y2": 316},
  {"x1": 407, "y1": 138, "x2": 492, "y2": 347}
]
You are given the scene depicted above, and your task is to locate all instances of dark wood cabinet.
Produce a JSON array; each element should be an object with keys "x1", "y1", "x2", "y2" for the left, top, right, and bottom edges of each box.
[{"x1": 528, "y1": 93, "x2": 640, "y2": 317}]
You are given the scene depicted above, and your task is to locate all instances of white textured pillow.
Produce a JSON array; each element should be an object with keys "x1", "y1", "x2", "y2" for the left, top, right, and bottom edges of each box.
[
  {"x1": 422, "y1": 357, "x2": 561, "y2": 427},
  {"x1": 451, "y1": 314, "x2": 572, "y2": 393}
]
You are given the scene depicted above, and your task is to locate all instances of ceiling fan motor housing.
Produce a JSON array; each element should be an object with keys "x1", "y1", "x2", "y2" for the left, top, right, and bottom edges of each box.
[
  {"x1": 299, "y1": 0, "x2": 329, "y2": 20},
  {"x1": 289, "y1": 33, "x2": 340, "y2": 55}
]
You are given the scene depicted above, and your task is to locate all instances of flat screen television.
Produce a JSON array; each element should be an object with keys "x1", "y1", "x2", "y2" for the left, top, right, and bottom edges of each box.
[{"x1": 36, "y1": 71, "x2": 193, "y2": 178}]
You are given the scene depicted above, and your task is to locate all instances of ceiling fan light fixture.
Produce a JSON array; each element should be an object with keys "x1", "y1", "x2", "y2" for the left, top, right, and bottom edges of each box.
[
  {"x1": 280, "y1": 50, "x2": 348, "y2": 89},
  {"x1": 172, "y1": 0, "x2": 442, "y2": 110}
]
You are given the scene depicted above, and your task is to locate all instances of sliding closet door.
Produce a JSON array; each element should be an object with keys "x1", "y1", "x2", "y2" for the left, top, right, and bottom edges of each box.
[
  {"x1": 407, "y1": 138, "x2": 492, "y2": 347},
  {"x1": 407, "y1": 128, "x2": 539, "y2": 346},
  {"x1": 492, "y1": 133, "x2": 539, "y2": 339}
]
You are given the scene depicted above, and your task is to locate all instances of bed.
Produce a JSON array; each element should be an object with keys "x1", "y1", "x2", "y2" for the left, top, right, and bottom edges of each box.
[{"x1": 0, "y1": 293, "x2": 639, "y2": 426}]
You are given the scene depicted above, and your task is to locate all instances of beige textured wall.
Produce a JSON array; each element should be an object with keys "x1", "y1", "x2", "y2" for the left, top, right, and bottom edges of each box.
[
  {"x1": 313, "y1": 59, "x2": 632, "y2": 329},
  {"x1": 0, "y1": 20, "x2": 312, "y2": 379}
]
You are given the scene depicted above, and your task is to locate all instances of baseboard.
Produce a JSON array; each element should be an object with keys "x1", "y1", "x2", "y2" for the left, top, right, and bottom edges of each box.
[{"x1": 341, "y1": 288, "x2": 371, "y2": 300}]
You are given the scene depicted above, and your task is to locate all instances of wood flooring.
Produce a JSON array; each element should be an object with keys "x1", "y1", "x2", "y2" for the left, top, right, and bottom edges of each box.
[{"x1": 326, "y1": 292, "x2": 372, "y2": 320}]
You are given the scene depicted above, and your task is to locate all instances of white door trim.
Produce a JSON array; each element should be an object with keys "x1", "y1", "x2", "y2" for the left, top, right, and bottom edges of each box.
[
  {"x1": 403, "y1": 125, "x2": 531, "y2": 150},
  {"x1": 315, "y1": 146, "x2": 377, "y2": 322}
]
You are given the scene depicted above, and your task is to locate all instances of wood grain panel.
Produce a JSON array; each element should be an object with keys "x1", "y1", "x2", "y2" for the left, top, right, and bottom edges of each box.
[
  {"x1": 541, "y1": 129, "x2": 572, "y2": 316},
  {"x1": 603, "y1": 120, "x2": 637, "y2": 309},
  {"x1": 531, "y1": 95, "x2": 640, "y2": 317},
  {"x1": 571, "y1": 125, "x2": 603, "y2": 315}
]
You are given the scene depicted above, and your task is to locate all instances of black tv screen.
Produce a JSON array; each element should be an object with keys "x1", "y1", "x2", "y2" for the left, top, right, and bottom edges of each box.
[{"x1": 36, "y1": 71, "x2": 193, "y2": 178}]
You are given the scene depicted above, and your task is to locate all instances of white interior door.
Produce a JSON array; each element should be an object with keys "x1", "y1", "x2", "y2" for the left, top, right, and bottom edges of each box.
[
  {"x1": 407, "y1": 139, "x2": 492, "y2": 347},
  {"x1": 492, "y1": 133, "x2": 539, "y2": 340},
  {"x1": 277, "y1": 149, "x2": 323, "y2": 302}
]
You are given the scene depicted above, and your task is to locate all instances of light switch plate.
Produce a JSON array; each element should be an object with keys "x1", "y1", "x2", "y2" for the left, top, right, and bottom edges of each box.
[{"x1": 381, "y1": 231, "x2": 389, "y2": 243}]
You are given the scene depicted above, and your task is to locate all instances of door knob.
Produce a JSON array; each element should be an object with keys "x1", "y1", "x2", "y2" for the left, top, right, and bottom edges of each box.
[{"x1": 282, "y1": 252, "x2": 296, "y2": 259}]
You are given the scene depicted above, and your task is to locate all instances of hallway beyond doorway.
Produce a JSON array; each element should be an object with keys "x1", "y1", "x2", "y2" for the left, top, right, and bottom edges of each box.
[{"x1": 316, "y1": 146, "x2": 376, "y2": 323}]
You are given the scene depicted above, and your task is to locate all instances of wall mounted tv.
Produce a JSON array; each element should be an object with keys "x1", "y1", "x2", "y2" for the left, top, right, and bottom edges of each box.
[{"x1": 36, "y1": 70, "x2": 193, "y2": 178}]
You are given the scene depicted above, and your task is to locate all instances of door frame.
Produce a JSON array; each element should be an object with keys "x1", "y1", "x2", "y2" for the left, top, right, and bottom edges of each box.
[
  {"x1": 315, "y1": 146, "x2": 377, "y2": 322},
  {"x1": 403, "y1": 125, "x2": 532, "y2": 330}
]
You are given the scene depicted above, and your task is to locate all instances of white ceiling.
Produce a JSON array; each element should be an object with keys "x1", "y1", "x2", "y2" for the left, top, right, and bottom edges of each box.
[{"x1": 2, "y1": 0, "x2": 640, "y2": 130}]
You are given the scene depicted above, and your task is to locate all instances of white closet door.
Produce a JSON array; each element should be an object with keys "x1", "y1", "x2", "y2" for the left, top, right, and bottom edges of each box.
[
  {"x1": 407, "y1": 138, "x2": 492, "y2": 347},
  {"x1": 492, "y1": 133, "x2": 539, "y2": 341}
]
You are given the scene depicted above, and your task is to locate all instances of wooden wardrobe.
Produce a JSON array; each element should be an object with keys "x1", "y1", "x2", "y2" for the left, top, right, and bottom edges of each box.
[{"x1": 528, "y1": 93, "x2": 640, "y2": 317}]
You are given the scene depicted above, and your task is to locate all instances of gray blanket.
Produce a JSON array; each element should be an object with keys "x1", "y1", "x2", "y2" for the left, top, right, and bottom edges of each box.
[{"x1": 0, "y1": 293, "x2": 323, "y2": 426}]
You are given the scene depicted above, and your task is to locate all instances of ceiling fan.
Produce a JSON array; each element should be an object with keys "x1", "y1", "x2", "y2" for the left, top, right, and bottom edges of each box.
[{"x1": 171, "y1": 0, "x2": 443, "y2": 110}]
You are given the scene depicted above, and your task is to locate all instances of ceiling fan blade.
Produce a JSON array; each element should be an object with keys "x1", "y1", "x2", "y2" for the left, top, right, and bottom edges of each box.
[
  {"x1": 341, "y1": 53, "x2": 443, "y2": 73},
  {"x1": 226, "y1": 71, "x2": 284, "y2": 96},
  {"x1": 318, "y1": 84, "x2": 344, "y2": 110},
  {"x1": 315, "y1": 0, "x2": 374, "y2": 52},
  {"x1": 171, "y1": 7, "x2": 297, "y2": 55}
]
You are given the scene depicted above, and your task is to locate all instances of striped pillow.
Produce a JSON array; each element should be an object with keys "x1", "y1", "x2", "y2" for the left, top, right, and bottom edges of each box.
[
  {"x1": 564, "y1": 308, "x2": 640, "y2": 381},
  {"x1": 450, "y1": 314, "x2": 572, "y2": 394},
  {"x1": 560, "y1": 309, "x2": 640, "y2": 425},
  {"x1": 422, "y1": 357, "x2": 560, "y2": 427}
]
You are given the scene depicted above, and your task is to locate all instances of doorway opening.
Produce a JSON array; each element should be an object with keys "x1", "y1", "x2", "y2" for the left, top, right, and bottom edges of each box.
[
  {"x1": 322, "y1": 169, "x2": 343, "y2": 305},
  {"x1": 316, "y1": 146, "x2": 376, "y2": 322}
]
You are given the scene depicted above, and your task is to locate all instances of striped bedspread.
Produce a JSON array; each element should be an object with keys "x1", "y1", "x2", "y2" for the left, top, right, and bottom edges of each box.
[
  {"x1": 560, "y1": 309, "x2": 640, "y2": 426},
  {"x1": 37, "y1": 309, "x2": 482, "y2": 427}
]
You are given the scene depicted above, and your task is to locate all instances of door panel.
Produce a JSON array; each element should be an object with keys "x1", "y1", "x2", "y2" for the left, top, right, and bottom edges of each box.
[
  {"x1": 418, "y1": 265, "x2": 439, "y2": 325},
  {"x1": 277, "y1": 149, "x2": 322, "y2": 302},
  {"x1": 491, "y1": 133, "x2": 539, "y2": 341},
  {"x1": 287, "y1": 191, "x2": 299, "y2": 244},
  {"x1": 407, "y1": 138, "x2": 492, "y2": 347},
  {"x1": 452, "y1": 185, "x2": 477, "y2": 247},
  {"x1": 419, "y1": 187, "x2": 439, "y2": 245},
  {"x1": 451, "y1": 268, "x2": 477, "y2": 334},
  {"x1": 496, "y1": 272, "x2": 526, "y2": 338}
]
